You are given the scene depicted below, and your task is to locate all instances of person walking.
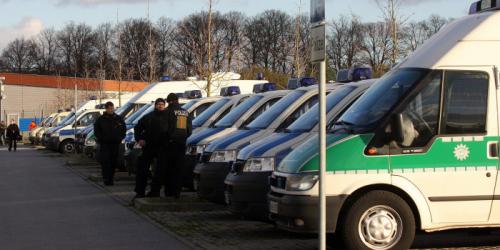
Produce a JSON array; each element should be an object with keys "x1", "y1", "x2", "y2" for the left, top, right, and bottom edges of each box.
[
  {"x1": 94, "y1": 102, "x2": 126, "y2": 186},
  {"x1": 0, "y1": 121, "x2": 6, "y2": 146},
  {"x1": 6, "y1": 120, "x2": 20, "y2": 152},
  {"x1": 133, "y1": 98, "x2": 169, "y2": 199},
  {"x1": 29, "y1": 120, "x2": 37, "y2": 131},
  {"x1": 165, "y1": 93, "x2": 192, "y2": 198}
]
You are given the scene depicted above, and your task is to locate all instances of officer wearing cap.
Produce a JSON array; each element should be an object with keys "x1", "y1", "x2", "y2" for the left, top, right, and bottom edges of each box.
[
  {"x1": 165, "y1": 93, "x2": 192, "y2": 198},
  {"x1": 133, "y1": 98, "x2": 169, "y2": 199}
]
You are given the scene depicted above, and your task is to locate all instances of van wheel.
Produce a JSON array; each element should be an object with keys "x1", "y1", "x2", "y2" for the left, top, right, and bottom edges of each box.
[
  {"x1": 340, "y1": 190, "x2": 415, "y2": 250},
  {"x1": 60, "y1": 140, "x2": 75, "y2": 154}
]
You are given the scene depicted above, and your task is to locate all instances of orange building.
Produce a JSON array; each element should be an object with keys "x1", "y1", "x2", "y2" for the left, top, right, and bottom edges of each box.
[{"x1": 0, "y1": 72, "x2": 147, "y2": 121}]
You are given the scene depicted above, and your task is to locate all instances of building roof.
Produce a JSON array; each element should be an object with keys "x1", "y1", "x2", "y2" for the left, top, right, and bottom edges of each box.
[{"x1": 0, "y1": 73, "x2": 148, "y2": 92}]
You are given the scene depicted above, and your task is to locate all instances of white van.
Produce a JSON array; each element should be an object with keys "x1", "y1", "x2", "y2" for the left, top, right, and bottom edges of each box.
[
  {"x1": 49, "y1": 109, "x2": 104, "y2": 153},
  {"x1": 269, "y1": 3, "x2": 500, "y2": 250}
]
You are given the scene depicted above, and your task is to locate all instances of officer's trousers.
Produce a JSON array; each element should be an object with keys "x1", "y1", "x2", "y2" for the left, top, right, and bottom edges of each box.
[
  {"x1": 165, "y1": 142, "x2": 186, "y2": 197},
  {"x1": 135, "y1": 146, "x2": 167, "y2": 196},
  {"x1": 99, "y1": 143, "x2": 120, "y2": 185}
]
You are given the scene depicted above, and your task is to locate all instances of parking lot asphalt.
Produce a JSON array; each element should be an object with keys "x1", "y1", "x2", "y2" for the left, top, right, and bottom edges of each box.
[{"x1": 0, "y1": 145, "x2": 189, "y2": 250}]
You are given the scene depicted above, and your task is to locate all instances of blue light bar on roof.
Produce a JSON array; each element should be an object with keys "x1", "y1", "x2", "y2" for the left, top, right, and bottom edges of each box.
[
  {"x1": 220, "y1": 86, "x2": 241, "y2": 96},
  {"x1": 470, "y1": 0, "x2": 499, "y2": 14},
  {"x1": 185, "y1": 90, "x2": 202, "y2": 99},
  {"x1": 253, "y1": 83, "x2": 277, "y2": 93}
]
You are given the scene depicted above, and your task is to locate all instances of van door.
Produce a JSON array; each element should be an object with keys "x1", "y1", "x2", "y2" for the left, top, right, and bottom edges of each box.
[{"x1": 390, "y1": 67, "x2": 498, "y2": 224}]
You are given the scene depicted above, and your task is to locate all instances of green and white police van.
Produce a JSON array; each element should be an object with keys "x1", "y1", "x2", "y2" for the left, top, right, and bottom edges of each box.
[{"x1": 269, "y1": 2, "x2": 500, "y2": 250}]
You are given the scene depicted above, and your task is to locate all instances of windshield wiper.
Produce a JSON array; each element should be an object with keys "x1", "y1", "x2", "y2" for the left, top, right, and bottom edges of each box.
[{"x1": 332, "y1": 120, "x2": 356, "y2": 126}]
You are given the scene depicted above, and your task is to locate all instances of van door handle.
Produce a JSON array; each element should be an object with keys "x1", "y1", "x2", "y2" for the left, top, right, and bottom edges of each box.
[{"x1": 489, "y1": 142, "x2": 499, "y2": 158}]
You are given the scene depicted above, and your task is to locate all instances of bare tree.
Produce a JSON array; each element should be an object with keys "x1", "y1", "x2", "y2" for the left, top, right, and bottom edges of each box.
[
  {"x1": 360, "y1": 22, "x2": 392, "y2": 76},
  {"x1": 376, "y1": 0, "x2": 408, "y2": 65},
  {"x1": 242, "y1": 10, "x2": 293, "y2": 74},
  {"x1": 221, "y1": 12, "x2": 246, "y2": 72},
  {"x1": 33, "y1": 28, "x2": 58, "y2": 74},
  {"x1": 119, "y1": 18, "x2": 157, "y2": 81},
  {"x1": 57, "y1": 22, "x2": 76, "y2": 75},
  {"x1": 327, "y1": 15, "x2": 363, "y2": 71},
  {"x1": 1, "y1": 38, "x2": 35, "y2": 72},
  {"x1": 94, "y1": 23, "x2": 115, "y2": 76},
  {"x1": 155, "y1": 17, "x2": 176, "y2": 77},
  {"x1": 72, "y1": 23, "x2": 96, "y2": 76}
]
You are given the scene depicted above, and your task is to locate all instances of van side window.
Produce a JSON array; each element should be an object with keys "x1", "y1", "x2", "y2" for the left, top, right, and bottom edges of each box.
[
  {"x1": 79, "y1": 112, "x2": 101, "y2": 127},
  {"x1": 192, "y1": 103, "x2": 212, "y2": 118},
  {"x1": 210, "y1": 107, "x2": 231, "y2": 127},
  {"x1": 440, "y1": 71, "x2": 488, "y2": 135},
  {"x1": 277, "y1": 95, "x2": 318, "y2": 132},
  {"x1": 240, "y1": 98, "x2": 280, "y2": 128},
  {"x1": 398, "y1": 72, "x2": 442, "y2": 147}
]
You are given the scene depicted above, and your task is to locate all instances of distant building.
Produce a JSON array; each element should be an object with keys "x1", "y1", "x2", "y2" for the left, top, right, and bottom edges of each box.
[{"x1": 0, "y1": 73, "x2": 147, "y2": 121}]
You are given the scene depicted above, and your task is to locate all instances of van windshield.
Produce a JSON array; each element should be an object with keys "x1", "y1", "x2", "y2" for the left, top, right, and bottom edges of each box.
[
  {"x1": 334, "y1": 68, "x2": 431, "y2": 132},
  {"x1": 246, "y1": 90, "x2": 306, "y2": 130},
  {"x1": 287, "y1": 86, "x2": 356, "y2": 133},
  {"x1": 193, "y1": 98, "x2": 230, "y2": 127},
  {"x1": 215, "y1": 95, "x2": 263, "y2": 128},
  {"x1": 182, "y1": 100, "x2": 198, "y2": 111},
  {"x1": 59, "y1": 113, "x2": 75, "y2": 126},
  {"x1": 126, "y1": 104, "x2": 151, "y2": 124}
]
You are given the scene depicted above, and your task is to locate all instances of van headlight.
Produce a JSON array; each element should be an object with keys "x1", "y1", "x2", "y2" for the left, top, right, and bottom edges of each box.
[
  {"x1": 286, "y1": 173, "x2": 319, "y2": 191},
  {"x1": 210, "y1": 150, "x2": 237, "y2": 163},
  {"x1": 197, "y1": 145, "x2": 207, "y2": 154},
  {"x1": 86, "y1": 138, "x2": 96, "y2": 146},
  {"x1": 187, "y1": 144, "x2": 206, "y2": 155},
  {"x1": 243, "y1": 157, "x2": 275, "y2": 172}
]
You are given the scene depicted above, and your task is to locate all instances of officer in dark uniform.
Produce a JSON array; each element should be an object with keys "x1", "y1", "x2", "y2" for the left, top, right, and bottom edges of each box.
[
  {"x1": 94, "y1": 102, "x2": 126, "y2": 186},
  {"x1": 134, "y1": 98, "x2": 169, "y2": 198},
  {"x1": 165, "y1": 93, "x2": 192, "y2": 198}
]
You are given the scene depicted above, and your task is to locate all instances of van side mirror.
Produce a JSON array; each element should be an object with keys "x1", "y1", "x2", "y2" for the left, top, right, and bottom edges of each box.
[{"x1": 391, "y1": 113, "x2": 405, "y2": 144}]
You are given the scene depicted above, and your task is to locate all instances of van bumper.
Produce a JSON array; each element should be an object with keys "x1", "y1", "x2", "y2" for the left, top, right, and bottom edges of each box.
[
  {"x1": 194, "y1": 162, "x2": 231, "y2": 203},
  {"x1": 267, "y1": 192, "x2": 347, "y2": 233},
  {"x1": 224, "y1": 171, "x2": 270, "y2": 219}
]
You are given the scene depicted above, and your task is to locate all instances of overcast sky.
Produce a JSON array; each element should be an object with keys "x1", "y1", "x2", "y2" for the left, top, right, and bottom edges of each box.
[{"x1": 0, "y1": 0, "x2": 477, "y2": 49}]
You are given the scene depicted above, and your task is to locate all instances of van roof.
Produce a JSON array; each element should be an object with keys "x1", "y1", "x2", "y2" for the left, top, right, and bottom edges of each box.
[{"x1": 400, "y1": 11, "x2": 500, "y2": 69}]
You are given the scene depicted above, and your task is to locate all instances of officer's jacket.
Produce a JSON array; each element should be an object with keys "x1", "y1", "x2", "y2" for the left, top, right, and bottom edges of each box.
[
  {"x1": 6, "y1": 124, "x2": 20, "y2": 139},
  {"x1": 134, "y1": 110, "x2": 169, "y2": 147},
  {"x1": 94, "y1": 113, "x2": 126, "y2": 144},
  {"x1": 166, "y1": 103, "x2": 192, "y2": 144}
]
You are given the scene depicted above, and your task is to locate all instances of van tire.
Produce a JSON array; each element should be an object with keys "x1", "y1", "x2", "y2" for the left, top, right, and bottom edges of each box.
[
  {"x1": 60, "y1": 140, "x2": 75, "y2": 154},
  {"x1": 340, "y1": 190, "x2": 415, "y2": 250}
]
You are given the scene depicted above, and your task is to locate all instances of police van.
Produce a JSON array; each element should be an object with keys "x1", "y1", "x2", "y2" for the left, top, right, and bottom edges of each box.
[
  {"x1": 41, "y1": 112, "x2": 71, "y2": 146},
  {"x1": 188, "y1": 90, "x2": 290, "y2": 190},
  {"x1": 224, "y1": 80, "x2": 374, "y2": 219},
  {"x1": 269, "y1": 2, "x2": 500, "y2": 249},
  {"x1": 191, "y1": 94, "x2": 251, "y2": 135},
  {"x1": 49, "y1": 109, "x2": 104, "y2": 154},
  {"x1": 195, "y1": 84, "x2": 337, "y2": 203}
]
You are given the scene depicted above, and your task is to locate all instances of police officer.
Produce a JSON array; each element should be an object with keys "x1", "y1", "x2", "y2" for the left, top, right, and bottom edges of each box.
[
  {"x1": 94, "y1": 102, "x2": 126, "y2": 186},
  {"x1": 165, "y1": 93, "x2": 192, "y2": 198},
  {"x1": 134, "y1": 98, "x2": 169, "y2": 198}
]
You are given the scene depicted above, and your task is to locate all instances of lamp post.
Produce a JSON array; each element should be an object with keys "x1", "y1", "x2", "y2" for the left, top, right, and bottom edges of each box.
[{"x1": 0, "y1": 77, "x2": 5, "y2": 122}]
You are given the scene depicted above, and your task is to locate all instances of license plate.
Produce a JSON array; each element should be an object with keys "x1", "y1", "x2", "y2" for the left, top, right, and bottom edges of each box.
[{"x1": 269, "y1": 201, "x2": 278, "y2": 214}]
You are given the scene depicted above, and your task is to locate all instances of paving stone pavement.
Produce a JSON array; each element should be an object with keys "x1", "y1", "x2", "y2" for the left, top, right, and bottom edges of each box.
[{"x1": 59, "y1": 147, "x2": 500, "y2": 250}]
